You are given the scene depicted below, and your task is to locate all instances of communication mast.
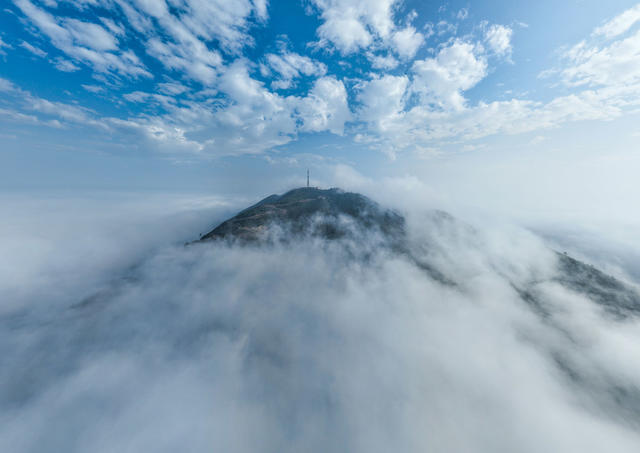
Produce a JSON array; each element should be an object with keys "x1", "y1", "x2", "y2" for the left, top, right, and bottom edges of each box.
[{"x1": 307, "y1": 169, "x2": 309, "y2": 188}]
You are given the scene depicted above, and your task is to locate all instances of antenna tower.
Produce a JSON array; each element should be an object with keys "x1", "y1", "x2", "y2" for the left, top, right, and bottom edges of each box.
[{"x1": 307, "y1": 169, "x2": 309, "y2": 188}]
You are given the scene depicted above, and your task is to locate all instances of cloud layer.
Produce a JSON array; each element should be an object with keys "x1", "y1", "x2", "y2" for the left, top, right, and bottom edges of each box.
[{"x1": 2, "y1": 193, "x2": 640, "y2": 452}]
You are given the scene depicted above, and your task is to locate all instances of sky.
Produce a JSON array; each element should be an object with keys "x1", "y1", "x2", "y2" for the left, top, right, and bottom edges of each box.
[{"x1": 1, "y1": 0, "x2": 640, "y2": 222}]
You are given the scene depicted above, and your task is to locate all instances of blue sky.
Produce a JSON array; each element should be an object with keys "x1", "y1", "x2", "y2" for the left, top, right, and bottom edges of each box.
[{"x1": 1, "y1": 0, "x2": 640, "y2": 213}]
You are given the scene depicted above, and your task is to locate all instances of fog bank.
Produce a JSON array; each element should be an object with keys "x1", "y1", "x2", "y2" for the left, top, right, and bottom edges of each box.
[{"x1": 2, "y1": 193, "x2": 640, "y2": 452}]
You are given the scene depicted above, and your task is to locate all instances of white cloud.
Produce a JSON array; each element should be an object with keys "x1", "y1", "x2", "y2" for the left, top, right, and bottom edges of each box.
[
  {"x1": 62, "y1": 18, "x2": 119, "y2": 51},
  {"x1": 11, "y1": 0, "x2": 259, "y2": 87},
  {"x1": 391, "y1": 25, "x2": 424, "y2": 59},
  {"x1": 107, "y1": 116, "x2": 208, "y2": 154},
  {"x1": 0, "y1": 80, "x2": 108, "y2": 130},
  {"x1": 412, "y1": 40, "x2": 488, "y2": 111},
  {"x1": 211, "y1": 70, "x2": 348, "y2": 150},
  {"x1": 29, "y1": 98, "x2": 92, "y2": 124},
  {"x1": 0, "y1": 36, "x2": 12, "y2": 55},
  {"x1": 52, "y1": 57, "x2": 80, "y2": 72},
  {"x1": 13, "y1": 0, "x2": 150, "y2": 78},
  {"x1": 109, "y1": 62, "x2": 350, "y2": 156},
  {"x1": 100, "y1": 17, "x2": 125, "y2": 36},
  {"x1": 345, "y1": 14, "x2": 640, "y2": 158},
  {"x1": 81, "y1": 84, "x2": 104, "y2": 93},
  {"x1": 251, "y1": 0, "x2": 268, "y2": 21},
  {"x1": 357, "y1": 74, "x2": 408, "y2": 130},
  {"x1": 157, "y1": 81, "x2": 189, "y2": 96},
  {"x1": 353, "y1": 80, "x2": 640, "y2": 158},
  {"x1": 311, "y1": 0, "x2": 424, "y2": 57},
  {"x1": 0, "y1": 107, "x2": 49, "y2": 126},
  {"x1": 436, "y1": 20, "x2": 457, "y2": 36},
  {"x1": 368, "y1": 52, "x2": 398, "y2": 70},
  {"x1": 0, "y1": 78, "x2": 16, "y2": 92},
  {"x1": 0, "y1": 53, "x2": 352, "y2": 158},
  {"x1": 19, "y1": 40, "x2": 47, "y2": 57},
  {"x1": 145, "y1": 38, "x2": 220, "y2": 85},
  {"x1": 296, "y1": 76, "x2": 351, "y2": 135},
  {"x1": 315, "y1": 13, "x2": 372, "y2": 53},
  {"x1": 4, "y1": 193, "x2": 640, "y2": 452},
  {"x1": 594, "y1": 4, "x2": 640, "y2": 39},
  {"x1": 266, "y1": 51, "x2": 327, "y2": 89},
  {"x1": 312, "y1": 0, "x2": 394, "y2": 53},
  {"x1": 562, "y1": 29, "x2": 640, "y2": 88},
  {"x1": 97, "y1": 0, "x2": 268, "y2": 86},
  {"x1": 124, "y1": 90, "x2": 177, "y2": 108},
  {"x1": 484, "y1": 24, "x2": 513, "y2": 57},
  {"x1": 165, "y1": 0, "x2": 266, "y2": 53},
  {"x1": 122, "y1": 2, "x2": 228, "y2": 85}
]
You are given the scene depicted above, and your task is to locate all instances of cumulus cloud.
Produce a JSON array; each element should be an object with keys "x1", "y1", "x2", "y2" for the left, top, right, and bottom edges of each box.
[
  {"x1": 105, "y1": 62, "x2": 350, "y2": 156},
  {"x1": 3, "y1": 192, "x2": 640, "y2": 452},
  {"x1": 311, "y1": 0, "x2": 424, "y2": 57},
  {"x1": 390, "y1": 25, "x2": 424, "y2": 59},
  {"x1": 412, "y1": 39, "x2": 487, "y2": 110},
  {"x1": 357, "y1": 74, "x2": 408, "y2": 130},
  {"x1": 367, "y1": 52, "x2": 399, "y2": 70},
  {"x1": 484, "y1": 24, "x2": 513, "y2": 57},
  {"x1": 354, "y1": 40, "x2": 495, "y2": 155},
  {"x1": 296, "y1": 76, "x2": 351, "y2": 134},
  {"x1": 347, "y1": 9, "x2": 640, "y2": 157}
]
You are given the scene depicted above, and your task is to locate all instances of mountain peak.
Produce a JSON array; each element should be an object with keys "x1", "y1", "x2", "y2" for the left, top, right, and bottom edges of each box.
[{"x1": 199, "y1": 187, "x2": 404, "y2": 242}]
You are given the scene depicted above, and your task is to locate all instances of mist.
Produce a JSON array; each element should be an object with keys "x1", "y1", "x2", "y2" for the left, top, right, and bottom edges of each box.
[{"x1": 2, "y1": 192, "x2": 640, "y2": 453}]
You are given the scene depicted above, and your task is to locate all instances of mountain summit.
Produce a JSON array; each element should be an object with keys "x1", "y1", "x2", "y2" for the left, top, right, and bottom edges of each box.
[{"x1": 200, "y1": 187, "x2": 404, "y2": 243}]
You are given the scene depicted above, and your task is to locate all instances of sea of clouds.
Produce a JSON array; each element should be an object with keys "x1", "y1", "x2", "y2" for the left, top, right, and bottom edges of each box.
[{"x1": 2, "y1": 191, "x2": 640, "y2": 452}]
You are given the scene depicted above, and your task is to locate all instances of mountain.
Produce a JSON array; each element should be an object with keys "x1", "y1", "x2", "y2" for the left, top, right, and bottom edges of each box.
[
  {"x1": 198, "y1": 186, "x2": 640, "y2": 317},
  {"x1": 199, "y1": 187, "x2": 405, "y2": 244}
]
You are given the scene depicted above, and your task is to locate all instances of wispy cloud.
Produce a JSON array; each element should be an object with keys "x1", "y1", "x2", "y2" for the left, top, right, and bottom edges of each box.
[
  {"x1": 265, "y1": 50, "x2": 327, "y2": 90},
  {"x1": 13, "y1": 0, "x2": 150, "y2": 78},
  {"x1": 0, "y1": 35, "x2": 13, "y2": 55},
  {"x1": 593, "y1": 3, "x2": 640, "y2": 38},
  {"x1": 19, "y1": 40, "x2": 47, "y2": 57}
]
